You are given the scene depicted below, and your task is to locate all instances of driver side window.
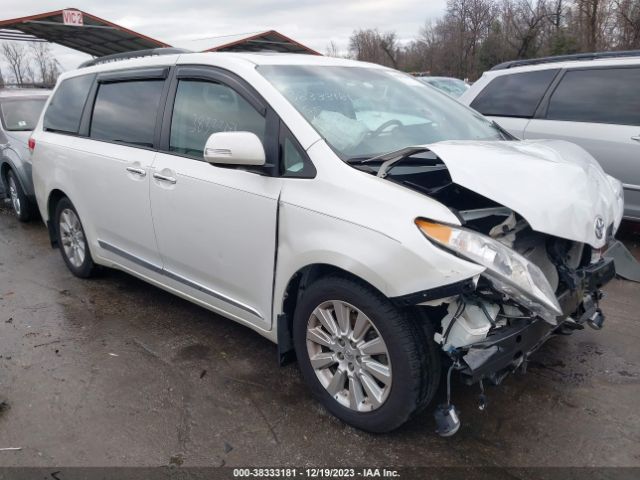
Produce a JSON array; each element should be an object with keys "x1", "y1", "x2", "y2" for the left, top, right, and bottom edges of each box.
[{"x1": 169, "y1": 79, "x2": 266, "y2": 157}]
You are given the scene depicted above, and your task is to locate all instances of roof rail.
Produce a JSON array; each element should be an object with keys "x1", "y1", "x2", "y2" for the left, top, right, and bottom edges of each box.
[
  {"x1": 490, "y1": 49, "x2": 640, "y2": 70},
  {"x1": 79, "y1": 48, "x2": 192, "y2": 68}
]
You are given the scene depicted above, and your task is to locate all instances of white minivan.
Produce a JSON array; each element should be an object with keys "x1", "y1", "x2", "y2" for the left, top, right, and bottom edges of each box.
[{"x1": 32, "y1": 50, "x2": 623, "y2": 434}]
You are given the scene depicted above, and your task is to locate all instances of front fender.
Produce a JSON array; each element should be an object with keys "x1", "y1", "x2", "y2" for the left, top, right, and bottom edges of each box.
[{"x1": 273, "y1": 201, "x2": 483, "y2": 319}]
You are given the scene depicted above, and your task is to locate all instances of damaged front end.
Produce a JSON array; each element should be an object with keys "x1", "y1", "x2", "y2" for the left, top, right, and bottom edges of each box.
[
  {"x1": 416, "y1": 212, "x2": 615, "y2": 385},
  {"x1": 414, "y1": 208, "x2": 616, "y2": 437},
  {"x1": 372, "y1": 140, "x2": 623, "y2": 436}
]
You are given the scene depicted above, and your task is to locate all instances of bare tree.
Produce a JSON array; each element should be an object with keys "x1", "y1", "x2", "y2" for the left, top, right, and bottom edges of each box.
[
  {"x1": 573, "y1": 0, "x2": 615, "y2": 50},
  {"x1": 433, "y1": 0, "x2": 498, "y2": 77},
  {"x1": 30, "y1": 42, "x2": 61, "y2": 85},
  {"x1": 30, "y1": 42, "x2": 51, "y2": 83},
  {"x1": 349, "y1": 29, "x2": 399, "y2": 68},
  {"x1": 346, "y1": 0, "x2": 635, "y2": 79},
  {"x1": 325, "y1": 40, "x2": 344, "y2": 58},
  {"x1": 613, "y1": 0, "x2": 640, "y2": 48},
  {"x1": 502, "y1": 0, "x2": 552, "y2": 58},
  {"x1": 2, "y1": 42, "x2": 30, "y2": 85}
]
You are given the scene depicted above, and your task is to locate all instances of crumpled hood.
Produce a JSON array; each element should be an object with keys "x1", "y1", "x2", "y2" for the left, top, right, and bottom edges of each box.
[{"x1": 426, "y1": 139, "x2": 624, "y2": 248}]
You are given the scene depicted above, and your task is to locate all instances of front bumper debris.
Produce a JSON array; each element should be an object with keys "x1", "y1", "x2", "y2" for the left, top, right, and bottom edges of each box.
[
  {"x1": 458, "y1": 318, "x2": 553, "y2": 384},
  {"x1": 456, "y1": 257, "x2": 616, "y2": 384},
  {"x1": 557, "y1": 257, "x2": 615, "y2": 317}
]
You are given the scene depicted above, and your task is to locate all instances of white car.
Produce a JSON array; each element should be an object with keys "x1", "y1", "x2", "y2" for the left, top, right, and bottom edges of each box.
[
  {"x1": 459, "y1": 51, "x2": 640, "y2": 220},
  {"x1": 31, "y1": 50, "x2": 623, "y2": 435}
]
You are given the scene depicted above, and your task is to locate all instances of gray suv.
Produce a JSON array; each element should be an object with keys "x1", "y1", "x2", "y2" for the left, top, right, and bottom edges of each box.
[
  {"x1": 460, "y1": 51, "x2": 640, "y2": 220},
  {"x1": 0, "y1": 88, "x2": 51, "y2": 221}
]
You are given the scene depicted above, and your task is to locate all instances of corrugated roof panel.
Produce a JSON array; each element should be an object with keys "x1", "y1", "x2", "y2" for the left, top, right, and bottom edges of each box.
[{"x1": 0, "y1": 8, "x2": 169, "y2": 56}]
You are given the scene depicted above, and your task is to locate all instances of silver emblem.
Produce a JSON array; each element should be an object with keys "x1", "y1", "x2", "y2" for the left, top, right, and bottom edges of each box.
[{"x1": 594, "y1": 216, "x2": 605, "y2": 240}]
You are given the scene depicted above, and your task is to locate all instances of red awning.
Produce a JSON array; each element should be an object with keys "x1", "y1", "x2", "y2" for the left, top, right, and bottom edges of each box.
[
  {"x1": 203, "y1": 30, "x2": 320, "y2": 55},
  {"x1": 0, "y1": 8, "x2": 169, "y2": 57}
]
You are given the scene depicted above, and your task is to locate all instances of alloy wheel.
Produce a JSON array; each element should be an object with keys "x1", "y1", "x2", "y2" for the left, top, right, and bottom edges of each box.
[
  {"x1": 59, "y1": 208, "x2": 86, "y2": 268},
  {"x1": 306, "y1": 300, "x2": 392, "y2": 412},
  {"x1": 8, "y1": 175, "x2": 21, "y2": 217}
]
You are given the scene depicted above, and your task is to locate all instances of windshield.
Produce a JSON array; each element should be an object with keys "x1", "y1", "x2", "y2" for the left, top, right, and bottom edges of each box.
[
  {"x1": 421, "y1": 78, "x2": 469, "y2": 98},
  {"x1": 258, "y1": 65, "x2": 503, "y2": 160},
  {"x1": 0, "y1": 97, "x2": 47, "y2": 131}
]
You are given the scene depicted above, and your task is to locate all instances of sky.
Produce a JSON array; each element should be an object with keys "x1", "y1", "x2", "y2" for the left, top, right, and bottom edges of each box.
[{"x1": 1, "y1": 0, "x2": 447, "y2": 73}]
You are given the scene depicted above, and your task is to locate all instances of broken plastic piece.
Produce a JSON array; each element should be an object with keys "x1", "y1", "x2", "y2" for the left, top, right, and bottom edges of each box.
[
  {"x1": 435, "y1": 364, "x2": 461, "y2": 437},
  {"x1": 434, "y1": 404, "x2": 461, "y2": 437},
  {"x1": 478, "y1": 379, "x2": 488, "y2": 411},
  {"x1": 587, "y1": 309, "x2": 605, "y2": 330},
  {"x1": 604, "y1": 240, "x2": 640, "y2": 283}
]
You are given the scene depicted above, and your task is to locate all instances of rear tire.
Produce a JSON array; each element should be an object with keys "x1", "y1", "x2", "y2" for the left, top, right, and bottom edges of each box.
[
  {"x1": 54, "y1": 197, "x2": 97, "y2": 278},
  {"x1": 6, "y1": 169, "x2": 34, "y2": 222},
  {"x1": 293, "y1": 275, "x2": 440, "y2": 433}
]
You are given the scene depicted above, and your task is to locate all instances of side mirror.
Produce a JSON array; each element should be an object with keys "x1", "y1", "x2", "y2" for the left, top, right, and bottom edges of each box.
[{"x1": 203, "y1": 131, "x2": 266, "y2": 166}]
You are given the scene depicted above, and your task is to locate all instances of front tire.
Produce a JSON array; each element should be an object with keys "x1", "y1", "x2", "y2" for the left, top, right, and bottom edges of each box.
[
  {"x1": 54, "y1": 197, "x2": 97, "y2": 278},
  {"x1": 293, "y1": 275, "x2": 440, "y2": 433},
  {"x1": 6, "y1": 169, "x2": 34, "y2": 222}
]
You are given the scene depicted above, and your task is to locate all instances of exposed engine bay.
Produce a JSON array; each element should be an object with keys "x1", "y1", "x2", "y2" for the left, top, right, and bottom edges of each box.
[
  {"x1": 348, "y1": 140, "x2": 621, "y2": 436},
  {"x1": 423, "y1": 206, "x2": 605, "y2": 366}
]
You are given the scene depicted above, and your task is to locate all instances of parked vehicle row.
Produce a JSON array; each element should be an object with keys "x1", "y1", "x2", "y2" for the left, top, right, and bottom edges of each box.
[{"x1": 18, "y1": 50, "x2": 623, "y2": 435}]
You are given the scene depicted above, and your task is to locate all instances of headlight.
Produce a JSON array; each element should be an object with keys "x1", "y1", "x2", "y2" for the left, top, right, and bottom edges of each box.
[{"x1": 416, "y1": 219, "x2": 562, "y2": 324}]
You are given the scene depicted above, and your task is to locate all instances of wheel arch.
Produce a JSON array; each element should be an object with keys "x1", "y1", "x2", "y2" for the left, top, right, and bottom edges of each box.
[
  {"x1": 0, "y1": 159, "x2": 10, "y2": 190},
  {"x1": 0, "y1": 154, "x2": 23, "y2": 191},
  {"x1": 46, "y1": 188, "x2": 68, "y2": 247},
  {"x1": 276, "y1": 262, "x2": 388, "y2": 365}
]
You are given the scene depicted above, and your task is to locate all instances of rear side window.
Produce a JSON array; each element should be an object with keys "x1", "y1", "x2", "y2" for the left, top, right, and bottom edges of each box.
[
  {"x1": 470, "y1": 69, "x2": 559, "y2": 118},
  {"x1": 546, "y1": 68, "x2": 640, "y2": 126},
  {"x1": 0, "y1": 98, "x2": 47, "y2": 131},
  {"x1": 90, "y1": 80, "x2": 164, "y2": 147},
  {"x1": 43, "y1": 74, "x2": 94, "y2": 134},
  {"x1": 169, "y1": 80, "x2": 266, "y2": 157}
]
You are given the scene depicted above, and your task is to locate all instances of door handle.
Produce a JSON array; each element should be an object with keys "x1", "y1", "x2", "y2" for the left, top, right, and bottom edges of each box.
[
  {"x1": 126, "y1": 166, "x2": 146, "y2": 177},
  {"x1": 153, "y1": 173, "x2": 177, "y2": 184},
  {"x1": 631, "y1": 135, "x2": 640, "y2": 142}
]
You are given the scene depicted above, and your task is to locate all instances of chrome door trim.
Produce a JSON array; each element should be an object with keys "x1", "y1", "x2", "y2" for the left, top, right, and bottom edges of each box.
[
  {"x1": 98, "y1": 240, "x2": 263, "y2": 319},
  {"x1": 162, "y1": 268, "x2": 262, "y2": 319},
  {"x1": 99, "y1": 240, "x2": 163, "y2": 274},
  {"x1": 623, "y1": 183, "x2": 640, "y2": 192}
]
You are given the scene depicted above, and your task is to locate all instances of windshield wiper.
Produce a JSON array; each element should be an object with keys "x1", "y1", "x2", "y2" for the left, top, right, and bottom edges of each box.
[
  {"x1": 346, "y1": 146, "x2": 428, "y2": 165},
  {"x1": 346, "y1": 146, "x2": 440, "y2": 178},
  {"x1": 491, "y1": 121, "x2": 517, "y2": 140},
  {"x1": 345, "y1": 156, "x2": 376, "y2": 164}
]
